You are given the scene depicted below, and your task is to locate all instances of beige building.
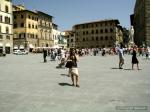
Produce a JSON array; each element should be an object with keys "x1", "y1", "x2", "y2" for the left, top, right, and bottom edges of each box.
[
  {"x1": 13, "y1": 5, "x2": 54, "y2": 51},
  {"x1": 64, "y1": 30, "x2": 75, "y2": 48},
  {"x1": 13, "y1": 4, "x2": 25, "y2": 11},
  {"x1": 37, "y1": 11, "x2": 53, "y2": 47},
  {"x1": 73, "y1": 19, "x2": 123, "y2": 49},
  {"x1": 13, "y1": 10, "x2": 38, "y2": 51},
  {"x1": 0, "y1": 0, "x2": 13, "y2": 54}
]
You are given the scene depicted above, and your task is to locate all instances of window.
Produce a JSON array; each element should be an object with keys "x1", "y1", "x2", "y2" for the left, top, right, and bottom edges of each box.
[
  {"x1": 5, "y1": 5, "x2": 9, "y2": 13},
  {"x1": 6, "y1": 27, "x2": 9, "y2": 33},
  {"x1": 14, "y1": 15, "x2": 16, "y2": 19},
  {"x1": 71, "y1": 39, "x2": 73, "y2": 42},
  {"x1": 96, "y1": 29, "x2": 98, "y2": 34},
  {"x1": 32, "y1": 16, "x2": 34, "y2": 20},
  {"x1": 14, "y1": 23, "x2": 17, "y2": 28},
  {"x1": 6, "y1": 35, "x2": 10, "y2": 40},
  {"x1": 0, "y1": 15, "x2": 2, "y2": 22},
  {"x1": 67, "y1": 39, "x2": 69, "y2": 42},
  {"x1": 19, "y1": 34, "x2": 21, "y2": 38},
  {"x1": 105, "y1": 29, "x2": 108, "y2": 33},
  {"x1": 91, "y1": 30, "x2": 94, "y2": 34},
  {"x1": 83, "y1": 38, "x2": 85, "y2": 42},
  {"x1": 110, "y1": 28, "x2": 113, "y2": 33},
  {"x1": 105, "y1": 36, "x2": 108, "y2": 40},
  {"x1": 28, "y1": 15, "x2": 30, "y2": 19},
  {"x1": 96, "y1": 36, "x2": 99, "y2": 41},
  {"x1": 83, "y1": 31, "x2": 85, "y2": 35},
  {"x1": 21, "y1": 15, "x2": 24, "y2": 19},
  {"x1": 32, "y1": 24, "x2": 34, "y2": 28},
  {"x1": 28, "y1": 24, "x2": 31, "y2": 28},
  {"x1": 23, "y1": 33, "x2": 25, "y2": 38},
  {"x1": 0, "y1": 35, "x2": 3, "y2": 39},
  {"x1": 100, "y1": 29, "x2": 103, "y2": 33},
  {"x1": 86, "y1": 31, "x2": 88, "y2": 35},
  {"x1": 5, "y1": 17, "x2": 10, "y2": 24},
  {"x1": 0, "y1": 26, "x2": 1, "y2": 33},
  {"x1": 21, "y1": 23, "x2": 24, "y2": 27}
]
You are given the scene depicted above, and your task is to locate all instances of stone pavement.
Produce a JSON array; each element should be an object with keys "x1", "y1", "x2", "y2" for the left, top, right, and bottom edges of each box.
[{"x1": 0, "y1": 54, "x2": 150, "y2": 112}]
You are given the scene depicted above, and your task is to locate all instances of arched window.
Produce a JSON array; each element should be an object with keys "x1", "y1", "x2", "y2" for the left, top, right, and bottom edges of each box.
[
  {"x1": 0, "y1": 15, "x2": 3, "y2": 22},
  {"x1": 5, "y1": 16, "x2": 10, "y2": 24},
  {"x1": 6, "y1": 27, "x2": 9, "y2": 33},
  {"x1": 5, "y1": 5, "x2": 9, "y2": 13}
]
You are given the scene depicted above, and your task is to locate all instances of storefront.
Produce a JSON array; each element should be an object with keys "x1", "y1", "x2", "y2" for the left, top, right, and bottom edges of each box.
[
  {"x1": 29, "y1": 44, "x2": 34, "y2": 52},
  {"x1": 5, "y1": 43, "x2": 11, "y2": 54},
  {"x1": 0, "y1": 43, "x2": 3, "y2": 54}
]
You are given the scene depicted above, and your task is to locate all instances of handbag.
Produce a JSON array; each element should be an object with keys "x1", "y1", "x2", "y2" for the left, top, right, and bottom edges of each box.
[{"x1": 65, "y1": 60, "x2": 73, "y2": 68}]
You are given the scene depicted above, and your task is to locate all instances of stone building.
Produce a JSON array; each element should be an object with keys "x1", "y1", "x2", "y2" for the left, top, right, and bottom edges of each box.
[
  {"x1": 0, "y1": 0, "x2": 13, "y2": 54},
  {"x1": 52, "y1": 23, "x2": 60, "y2": 45},
  {"x1": 73, "y1": 19, "x2": 123, "y2": 49},
  {"x1": 37, "y1": 11, "x2": 53, "y2": 47},
  {"x1": 133, "y1": 0, "x2": 150, "y2": 47},
  {"x1": 64, "y1": 30, "x2": 75, "y2": 48},
  {"x1": 13, "y1": 10, "x2": 38, "y2": 52},
  {"x1": 13, "y1": 5, "x2": 54, "y2": 51}
]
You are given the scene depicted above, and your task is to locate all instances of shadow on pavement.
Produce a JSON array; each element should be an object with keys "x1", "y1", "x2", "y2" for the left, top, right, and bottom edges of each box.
[
  {"x1": 59, "y1": 83, "x2": 72, "y2": 86},
  {"x1": 124, "y1": 68, "x2": 142, "y2": 70},
  {"x1": 111, "y1": 67, "x2": 120, "y2": 69},
  {"x1": 124, "y1": 68, "x2": 133, "y2": 70},
  {"x1": 60, "y1": 74, "x2": 70, "y2": 77}
]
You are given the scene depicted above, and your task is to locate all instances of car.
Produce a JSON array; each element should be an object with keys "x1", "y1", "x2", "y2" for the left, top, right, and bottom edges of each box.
[
  {"x1": 21, "y1": 50, "x2": 28, "y2": 54},
  {"x1": 13, "y1": 50, "x2": 28, "y2": 55}
]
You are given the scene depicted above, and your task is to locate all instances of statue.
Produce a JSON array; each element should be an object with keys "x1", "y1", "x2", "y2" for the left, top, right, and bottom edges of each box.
[
  {"x1": 129, "y1": 26, "x2": 134, "y2": 44},
  {"x1": 58, "y1": 35, "x2": 64, "y2": 44}
]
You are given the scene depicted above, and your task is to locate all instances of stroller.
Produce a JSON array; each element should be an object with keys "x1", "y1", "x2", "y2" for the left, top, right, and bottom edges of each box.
[{"x1": 56, "y1": 58, "x2": 66, "y2": 69}]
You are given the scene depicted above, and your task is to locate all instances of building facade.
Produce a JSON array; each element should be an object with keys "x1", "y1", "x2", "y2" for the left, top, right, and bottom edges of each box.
[
  {"x1": 133, "y1": 0, "x2": 150, "y2": 47},
  {"x1": 52, "y1": 23, "x2": 60, "y2": 46},
  {"x1": 13, "y1": 5, "x2": 54, "y2": 52},
  {"x1": 52, "y1": 24, "x2": 67, "y2": 48},
  {"x1": 73, "y1": 19, "x2": 123, "y2": 49},
  {"x1": 64, "y1": 30, "x2": 75, "y2": 48},
  {"x1": 13, "y1": 10, "x2": 38, "y2": 51},
  {"x1": 37, "y1": 11, "x2": 53, "y2": 47},
  {"x1": 0, "y1": 0, "x2": 13, "y2": 54}
]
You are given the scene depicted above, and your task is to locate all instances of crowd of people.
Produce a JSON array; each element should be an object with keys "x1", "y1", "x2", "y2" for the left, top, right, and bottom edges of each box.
[{"x1": 42, "y1": 44, "x2": 150, "y2": 87}]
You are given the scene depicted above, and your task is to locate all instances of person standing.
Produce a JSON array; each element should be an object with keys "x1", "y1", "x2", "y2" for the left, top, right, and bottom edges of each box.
[
  {"x1": 117, "y1": 44, "x2": 125, "y2": 69},
  {"x1": 132, "y1": 45, "x2": 139, "y2": 70},
  {"x1": 43, "y1": 49, "x2": 47, "y2": 62},
  {"x1": 67, "y1": 48, "x2": 80, "y2": 87}
]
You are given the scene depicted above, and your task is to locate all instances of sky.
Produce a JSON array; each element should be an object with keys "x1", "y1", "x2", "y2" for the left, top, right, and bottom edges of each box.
[{"x1": 12, "y1": 0, "x2": 136, "y2": 31}]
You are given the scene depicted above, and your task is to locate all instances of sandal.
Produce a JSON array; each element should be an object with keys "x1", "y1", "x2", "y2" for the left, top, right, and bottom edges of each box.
[
  {"x1": 76, "y1": 84, "x2": 80, "y2": 87},
  {"x1": 72, "y1": 84, "x2": 75, "y2": 86}
]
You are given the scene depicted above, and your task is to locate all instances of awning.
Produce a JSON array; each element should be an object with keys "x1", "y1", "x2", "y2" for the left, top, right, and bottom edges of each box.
[
  {"x1": 29, "y1": 44, "x2": 34, "y2": 48},
  {"x1": 0, "y1": 43, "x2": 3, "y2": 47},
  {"x1": 5, "y1": 43, "x2": 10, "y2": 47},
  {"x1": 51, "y1": 45, "x2": 62, "y2": 49},
  {"x1": 14, "y1": 45, "x2": 18, "y2": 49},
  {"x1": 19, "y1": 45, "x2": 24, "y2": 49}
]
